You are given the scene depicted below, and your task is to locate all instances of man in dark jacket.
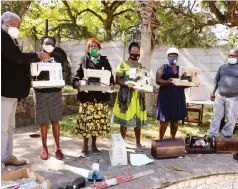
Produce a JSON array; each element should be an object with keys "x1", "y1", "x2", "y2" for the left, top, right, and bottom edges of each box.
[{"x1": 1, "y1": 11, "x2": 49, "y2": 175}]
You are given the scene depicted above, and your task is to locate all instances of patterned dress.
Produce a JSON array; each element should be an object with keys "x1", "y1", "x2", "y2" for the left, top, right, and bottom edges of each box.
[
  {"x1": 76, "y1": 101, "x2": 110, "y2": 138},
  {"x1": 73, "y1": 54, "x2": 114, "y2": 138},
  {"x1": 113, "y1": 61, "x2": 147, "y2": 127}
]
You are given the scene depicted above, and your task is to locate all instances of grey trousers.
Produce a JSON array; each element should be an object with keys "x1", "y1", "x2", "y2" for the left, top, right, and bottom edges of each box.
[
  {"x1": 1, "y1": 97, "x2": 18, "y2": 169},
  {"x1": 208, "y1": 93, "x2": 238, "y2": 137}
]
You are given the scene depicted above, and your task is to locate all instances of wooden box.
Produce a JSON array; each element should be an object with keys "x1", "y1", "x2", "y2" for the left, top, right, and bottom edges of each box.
[
  {"x1": 151, "y1": 139, "x2": 185, "y2": 159},
  {"x1": 215, "y1": 136, "x2": 238, "y2": 153}
]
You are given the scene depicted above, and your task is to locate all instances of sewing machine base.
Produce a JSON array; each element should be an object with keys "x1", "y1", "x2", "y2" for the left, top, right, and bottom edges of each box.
[
  {"x1": 185, "y1": 145, "x2": 215, "y2": 154},
  {"x1": 32, "y1": 80, "x2": 65, "y2": 88},
  {"x1": 80, "y1": 85, "x2": 113, "y2": 93},
  {"x1": 172, "y1": 79, "x2": 199, "y2": 87},
  {"x1": 125, "y1": 81, "x2": 153, "y2": 93},
  {"x1": 133, "y1": 85, "x2": 153, "y2": 93}
]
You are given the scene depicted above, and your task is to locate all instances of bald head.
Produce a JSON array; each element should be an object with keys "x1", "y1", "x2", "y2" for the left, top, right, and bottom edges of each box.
[
  {"x1": 229, "y1": 48, "x2": 238, "y2": 58},
  {"x1": 1, "y1": 11, "x2": 21, "y2": 29}
]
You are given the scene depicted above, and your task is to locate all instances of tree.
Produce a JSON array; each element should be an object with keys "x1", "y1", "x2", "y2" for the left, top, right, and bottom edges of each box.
[
  {"x1": 18, "y1": 0, "x2": 237, "y2": 48},
  {"x1": 152, "y1": 0, "x2": 238, "y2": 48},
  {"x1": 1, "y1": 1, "x2": 32, "y2": 19},
  {"x1": 203, "y1": 1, "x2": 238, "y2": 27},
  {"x1": 60, "y1": 0, "x2": 137, "y2": 41},
  {"x1": 20, "y1": 0, "x2": 138, "y2": 42}
]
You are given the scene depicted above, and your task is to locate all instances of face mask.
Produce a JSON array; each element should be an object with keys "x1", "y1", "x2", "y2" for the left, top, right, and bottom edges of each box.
[
  {"x1": 168, "y1": 57, "x2": 177, "y2": 65},
  {"x1": 89, "y1": 49, "x2": 100, "y2": 57},
  {"x1": 130, "y1": 54, "x2": 140, "y2": 61},
  {"x1": 8, "y1": 27, "x2": 20, "y2": 39},
  {"x1": 42, "y1": 45, "x2": 55, "y2": 53},
  {"x1": 227, "y1": 57, "x2": 238, "y2": 65}
]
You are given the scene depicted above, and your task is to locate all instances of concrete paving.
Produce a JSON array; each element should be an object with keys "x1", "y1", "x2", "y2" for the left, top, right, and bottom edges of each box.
[{"x1": 6, "y1": 126, "x2": 238, "y2": 189}]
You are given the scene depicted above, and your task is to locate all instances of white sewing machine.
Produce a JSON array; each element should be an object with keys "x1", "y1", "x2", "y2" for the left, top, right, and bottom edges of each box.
[
  {"x1": 79, "y1": 68, "x2": 113, "y2": 93},
  {"x1": 30, "y1": 58, "x2": 65, "y2": 88},
  {"x1": 125, "y1": 68, "x2": 153, "y2": 93},
  {"x1": 172, "y1": 66, "x2": 201, "y2": 87}
]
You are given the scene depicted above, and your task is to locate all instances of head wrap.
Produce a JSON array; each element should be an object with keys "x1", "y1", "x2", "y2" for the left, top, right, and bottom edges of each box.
[{"x1": 86, "y1": 38, "x2": 101, "y2": 51}]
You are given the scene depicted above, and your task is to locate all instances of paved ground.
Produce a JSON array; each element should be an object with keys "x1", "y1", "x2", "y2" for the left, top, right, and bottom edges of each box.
[{"x1": 7, "y1": 127, "x2": 238, "y2": 189}]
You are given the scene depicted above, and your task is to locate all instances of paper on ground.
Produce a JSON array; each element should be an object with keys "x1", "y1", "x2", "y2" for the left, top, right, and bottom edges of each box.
[{"x1": 130, "y1": 154, "x2": 154, "y2": 166}]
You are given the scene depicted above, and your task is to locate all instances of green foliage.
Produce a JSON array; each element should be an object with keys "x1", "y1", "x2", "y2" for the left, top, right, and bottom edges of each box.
[
  {"x1": 20, "y1": 0, "x2": 138, "y2": 42},
  {"x1": 1, "y1": 1, "x2": 22, "y2": 14},
  {"x1": 11, "y1": 0, "x2": 237, "y2": 48},
  {"x1": 154, "y1": 1, "x2": 218, "y2": 48}
]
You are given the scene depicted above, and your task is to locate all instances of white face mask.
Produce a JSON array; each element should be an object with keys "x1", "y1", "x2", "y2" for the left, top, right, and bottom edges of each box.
[
  {"x1": 227, "y1": 57, "x2": 238, "y2": 65},
  {"x1": 8, "y1": 27, "x2": 20, "y2": 39},
  {"x1": 42, "y1": 45, "x2": 55, "y2": 53}
]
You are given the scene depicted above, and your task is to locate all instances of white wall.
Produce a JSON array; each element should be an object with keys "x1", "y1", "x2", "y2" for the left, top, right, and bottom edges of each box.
[
  {"x1": 60, "y1": 40, "x2": 228, "y2": 92},
  {"x1": 19, "y1": 38, "x2": 229, "y2": 92}
]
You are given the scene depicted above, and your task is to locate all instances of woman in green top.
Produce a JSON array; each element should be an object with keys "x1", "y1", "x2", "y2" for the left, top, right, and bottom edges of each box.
[{"x1": 113, "y1": 42, "x2": 147, "y2": 152}]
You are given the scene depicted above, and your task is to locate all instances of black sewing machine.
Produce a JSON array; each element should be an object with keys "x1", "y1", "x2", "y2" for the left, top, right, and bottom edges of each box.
[{"x1": 185, "y1": 134, "x2": 215, "y2": 154}]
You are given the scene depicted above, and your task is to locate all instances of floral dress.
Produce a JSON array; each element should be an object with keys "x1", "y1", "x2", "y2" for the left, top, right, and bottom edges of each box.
[{"x1": 73, "y1": 54, "x2": 114, "y2": 138}]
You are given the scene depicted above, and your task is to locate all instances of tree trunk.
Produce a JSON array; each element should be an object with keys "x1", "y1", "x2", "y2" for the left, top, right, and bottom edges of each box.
[
  {"x1": 18, "y1": 1, "x2": 32, "y2": 19},
  {"x1": 140, "y1": 26, "x2": 152, "y2": 72},
  {"x1": 104, "y1": 18, "x2": 113, "y2": 41},
  {"x1": 139, "y1": 1, "x2": 159, "y2": 115}
]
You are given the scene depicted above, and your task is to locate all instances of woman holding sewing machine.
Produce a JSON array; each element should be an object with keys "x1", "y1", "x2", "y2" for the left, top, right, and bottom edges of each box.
[
  {"x1": 72, "y1": 38, "x2": 115, "y2": 158},
  {"x1": 33, "y1": 36, "x2": 67, "y2": 160},
  {"x1": 156, "y1": 48, "x2": 186, "y2": 140},
  {"x1": 113, "y1": 42, "x2": 147, "y2": 152}
]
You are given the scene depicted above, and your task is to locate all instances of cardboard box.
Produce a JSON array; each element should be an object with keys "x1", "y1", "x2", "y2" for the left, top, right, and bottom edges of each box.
[{"x1": 1, "y1": 168, "x2": 50, "y2": 189}]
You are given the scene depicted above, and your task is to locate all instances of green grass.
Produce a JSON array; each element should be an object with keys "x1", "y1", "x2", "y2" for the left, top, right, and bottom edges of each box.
[{"x1": 58, "y1": 106, "x2": 238, "y2": 142}]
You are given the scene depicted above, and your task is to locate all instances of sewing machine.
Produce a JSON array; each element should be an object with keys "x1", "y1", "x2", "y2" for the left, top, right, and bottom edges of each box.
[
  {"x1": 30, "y1": 58, "x2": 65, "y2": 88},
  {"x1": 125, "y1": 68, "x2": 153, "y2": 93},
  {"x1": 172, "y1": 66, "x2": 201, "y2": 87},
  {"x1": 79, "y1": 68, "x2": 113, "y2": 93}
]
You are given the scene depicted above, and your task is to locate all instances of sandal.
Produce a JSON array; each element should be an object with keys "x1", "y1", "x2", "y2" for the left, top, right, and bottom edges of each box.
[
  {"x1": 80, "y1": 150, "x2": 88, "y2": 158},
  {"x1": 136, "y1": 144, "x2": 144, "y2": 152},
  {"x1": 55, "y1": 148, "x2": 64, "y2": 160},
  {"x1": 40, "y1": 149, "x2": 48, "y2": 160},
  {"x1": 92, "y1": 147, "x2": 100, "y2": 155}
]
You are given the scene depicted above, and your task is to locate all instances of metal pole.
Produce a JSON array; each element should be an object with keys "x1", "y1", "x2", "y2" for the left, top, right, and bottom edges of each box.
[{"x1": 45, "y1": 19, "x2": 48, "y2": 36}]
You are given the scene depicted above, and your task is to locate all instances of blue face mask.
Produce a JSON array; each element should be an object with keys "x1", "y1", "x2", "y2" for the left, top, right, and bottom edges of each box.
[{"x1": 168, "y1": 57, "x2": 177, "y2": 65}]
